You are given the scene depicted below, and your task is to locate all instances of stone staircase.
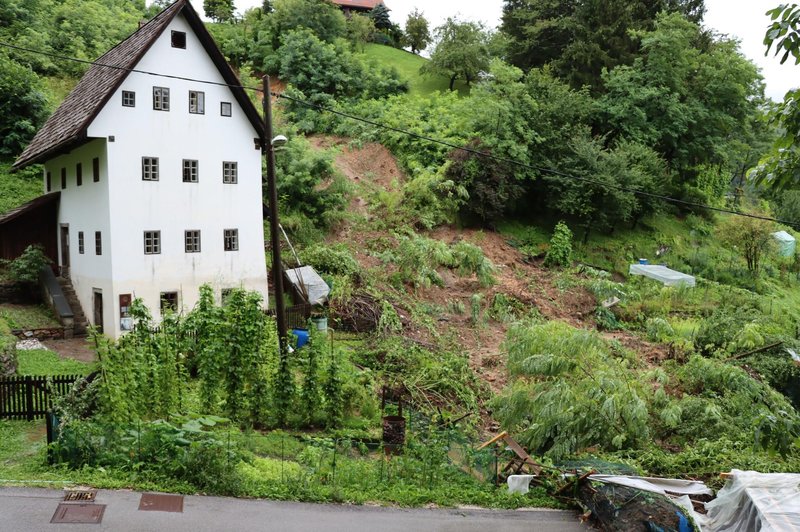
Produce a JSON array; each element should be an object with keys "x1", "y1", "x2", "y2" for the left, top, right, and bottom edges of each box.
[{"x1": 56, "y1": 277, "x2": 89, "y2": 336}]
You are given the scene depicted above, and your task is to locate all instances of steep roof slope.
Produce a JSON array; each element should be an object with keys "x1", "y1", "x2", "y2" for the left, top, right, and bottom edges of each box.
[{"x1": 14, "y1": 0, "x2": 264, "y2": 169}]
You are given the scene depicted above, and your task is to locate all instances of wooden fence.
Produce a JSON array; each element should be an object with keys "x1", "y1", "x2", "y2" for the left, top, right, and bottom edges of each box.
[{"x1": 0, "y1": 374, "x2": 81, "y2": 420}]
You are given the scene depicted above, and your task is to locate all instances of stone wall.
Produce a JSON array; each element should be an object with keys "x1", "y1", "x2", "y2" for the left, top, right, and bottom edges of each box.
[{"x1": 0, "y1": 319, "x2": 17, "y2": 377}]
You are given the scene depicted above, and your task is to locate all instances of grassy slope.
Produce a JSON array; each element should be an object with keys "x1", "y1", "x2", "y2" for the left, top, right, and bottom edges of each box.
[
  {"x1": 362, "y1": 44, "x2": 470, "y2": 97},
  {"x1": 16, "y1": 349, "x2": 95, "y2": 376}
]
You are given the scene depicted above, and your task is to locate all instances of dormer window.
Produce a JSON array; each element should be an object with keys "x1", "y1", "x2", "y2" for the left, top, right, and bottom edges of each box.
[
  {"x1": 153, "y1": 87, "x2": 170, "y2": 111},
  {"x1": 122, "y1": 91, "x2": 135, "y2": 107},
  {"x1": 171, "y1": 31, "x2": 186, "y2": 49}
]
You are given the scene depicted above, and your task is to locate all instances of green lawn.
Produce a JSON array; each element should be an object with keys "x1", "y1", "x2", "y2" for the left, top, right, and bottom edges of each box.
[
  {"x1": 16, "y1": 349, "x2": 94, "y2": 376},
  {"x1": 0, "y1": 304, "x2": 60, "y2": 330},
  {"x1": 362, "y1": 44, "x2": 470, "y2": 97}
]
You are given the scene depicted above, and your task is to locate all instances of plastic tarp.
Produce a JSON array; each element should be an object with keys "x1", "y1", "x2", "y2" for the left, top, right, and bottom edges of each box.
[
  {"x1": 699, "y1": 470, "x2": 800, "y2": 532},
  {"x1": 629, "y1": 264, "x2": 696, "y2": 287},
  {"x1": 588, "y1": 475, "x2": 713, "y2": 497},
  {"x1": 507, "y1": 475, "x2": 535, "y2": 494},
  {"x1": 772, "y1": 231, "x2": 797, "y2": 257},
  {"x1": 285, "y1": 266, "x2": 330, "y2": 305}
]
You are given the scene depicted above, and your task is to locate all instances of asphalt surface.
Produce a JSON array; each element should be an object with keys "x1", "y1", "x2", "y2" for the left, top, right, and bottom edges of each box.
[{"x1": 0, "y1": 487, "x2": 590, "y2": 531}]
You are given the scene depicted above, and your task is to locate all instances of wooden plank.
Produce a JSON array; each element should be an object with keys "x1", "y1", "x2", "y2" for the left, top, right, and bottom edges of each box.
[{"x1": 477, "y1": 431, "x2": 508, "y2": 451}]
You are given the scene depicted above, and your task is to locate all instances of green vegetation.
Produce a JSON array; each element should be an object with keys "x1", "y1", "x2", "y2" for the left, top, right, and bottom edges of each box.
[
  {"x1": 0, "y1": 304, "x2": 60, "y2": 330},
  {"x1": 0, "y1": 161, "x2": 42, "y2": 215},
  {"x1": 361, "y1": 45, "x2": 468, "y2": 96},
  {"x1": 16, "y1": 349, "x2": 93, "y2": 376}
]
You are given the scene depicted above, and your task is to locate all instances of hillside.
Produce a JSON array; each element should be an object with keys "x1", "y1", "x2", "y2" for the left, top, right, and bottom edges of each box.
[{"x1": 361, "y1": 44, "x2": 470, "y2": 96}]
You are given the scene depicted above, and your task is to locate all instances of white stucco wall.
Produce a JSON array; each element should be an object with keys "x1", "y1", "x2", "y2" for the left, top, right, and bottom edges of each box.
[
  {"x1": 78, "y1": 13, "x2": 268, "y2": 337},
  {"x1": 44, "y1": 139, "x2": 114, "y2": 331}
]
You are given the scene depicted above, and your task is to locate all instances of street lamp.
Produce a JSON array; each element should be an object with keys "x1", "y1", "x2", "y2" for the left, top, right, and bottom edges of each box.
[{"x1": 263, "y1": 76, "x2": 288, "y2": 355}]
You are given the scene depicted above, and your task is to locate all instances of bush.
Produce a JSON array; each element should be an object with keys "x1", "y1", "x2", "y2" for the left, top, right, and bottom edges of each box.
[
  {"x1": 6, "y1": 244, "x2": 50, "y2": 285},
  {"x1": 543, "y1": 222, "x2": 573, "y2": 268},
  {"x1": 299, "y1": 244, "x2": 360, "y2": 279}
]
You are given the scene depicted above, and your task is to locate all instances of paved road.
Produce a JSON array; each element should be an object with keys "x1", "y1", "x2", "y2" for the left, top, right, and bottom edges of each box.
[{"x1": 0, "y1": 487, "x2": 589, "y2": 531}]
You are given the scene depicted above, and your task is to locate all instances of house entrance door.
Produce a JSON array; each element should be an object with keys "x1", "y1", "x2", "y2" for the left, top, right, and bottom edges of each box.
[
  {"x1": 93, "y1": 290, "x2": 103, "y2": 333},
  {"x1": 60, "y1": 225, "x2": 70, "y2": 277}
]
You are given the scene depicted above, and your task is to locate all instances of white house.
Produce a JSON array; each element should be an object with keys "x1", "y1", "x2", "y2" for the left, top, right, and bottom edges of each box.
[{"x1": 12, "y1": 0, "x2": 269, "y2": 338}]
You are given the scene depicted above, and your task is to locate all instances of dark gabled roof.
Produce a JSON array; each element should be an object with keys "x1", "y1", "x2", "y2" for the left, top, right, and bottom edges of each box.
[
  {"x1": 0, "y1": 192, "x2": 60, "y2": 226},
  {"x1": 14, "y1": 0, "x2": 264, "y2": 170}
]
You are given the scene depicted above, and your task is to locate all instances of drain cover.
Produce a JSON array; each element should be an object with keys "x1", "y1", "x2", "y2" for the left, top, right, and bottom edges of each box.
[
  {"x1": 63, "y1": 490, "x2": 97, "y2": 502},
  {"x1": 138, "y1": 493, "x2": 184, "y2": 513},
  {"x1": 50, "y1": 503, "x2": 105, "y2": 524}
]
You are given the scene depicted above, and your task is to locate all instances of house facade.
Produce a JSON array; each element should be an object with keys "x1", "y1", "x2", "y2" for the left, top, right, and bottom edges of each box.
[
  {"x1": 331, "y1": 0, "x2": 385, "y2": 16},
  {"x1": 13, "y1": 0, "x2": 268, "y2": 338}
]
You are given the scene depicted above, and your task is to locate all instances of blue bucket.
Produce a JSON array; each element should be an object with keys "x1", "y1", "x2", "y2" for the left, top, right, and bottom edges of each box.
[{"x1": 292, "y1": 328, "x2": 309, "y2": 348}]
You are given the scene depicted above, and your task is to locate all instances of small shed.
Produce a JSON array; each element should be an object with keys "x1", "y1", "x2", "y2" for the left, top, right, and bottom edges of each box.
[
  {"x1": 284, "y1": 266, "x2": 330, "y2": 306},
  {"x1": 0, "y1": 192, "x2": 59, "y2": 265},
  {"x1": 772, "y1": 231, "x2": 796, "y2": 257},
  {"x1": 629, "y1": 264, "x2": 696, "y2": 287}
]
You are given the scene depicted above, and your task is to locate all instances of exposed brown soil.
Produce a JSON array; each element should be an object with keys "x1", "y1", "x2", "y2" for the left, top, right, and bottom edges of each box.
[{"x1": 43, "y1": 338, "x2": 97, "y2": 363}]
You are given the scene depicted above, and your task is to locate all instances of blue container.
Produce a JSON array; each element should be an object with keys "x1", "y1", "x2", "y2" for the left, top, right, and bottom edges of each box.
[
  {"x1": 638, "y1": 258, "x2": 649, "y2": 265},
  {"x1": 292, "y1": 328, "x2": 309, "y2": 348}
]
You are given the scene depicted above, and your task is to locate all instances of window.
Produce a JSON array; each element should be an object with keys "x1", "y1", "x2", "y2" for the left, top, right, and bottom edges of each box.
[
  {"x1": 122, "y1": 91, "x2": 135, "y2": 107},
  {"x1": 220, "y1": 102, "x2": 232, "y2": 117},
  {"x1": 142, "y1": 157, "x2": 159, "y2": 181},
  {"x1": 222, "y1": 161, "x2": 237, "y2": 184},
  {"x1": 95, "y1": 231, "x2": 102, "y2": 255},
  {"x1": 93, "y1": 157, "x2": 100, "y2": 182},
  {"x1": 224, "y1": 229, "x2": 238, "y2": 251},
  {"x1": 78, "y1": 232, "x2": 84, "y2": 254},
  {"x1": 153, "y1": 86, "x2": 170, "y2": 111},
  {"x1": 221, "y1": 288, "x2": 235, "y2": 303},
  {"x1": 160, "y1": 292, "x2": 178, "y2": 313},
  {"x1": 144, "y1": 231, "x2": 161, "y2": 255},
  {"x1": 76, "y1": 163, "x2": 82, "y2": 186},
  {"x1": 171, "y1": 30, "x2": 186, "y2": 49},
  {"x1": 61, "y1": 168, "x2": 66, "y2": 189},
  {"x1": 189, "y1": 91, "x2": 205, "y2": 114},
  {"x1": 46, "y1": 171, "x2": 51, "y2": 192},
  {"x1": 182, "y1": 159, "x2": 198, "y2": 183},
  {"x1": 185, "y1": 230, "x2": 201, "y2": 253}
]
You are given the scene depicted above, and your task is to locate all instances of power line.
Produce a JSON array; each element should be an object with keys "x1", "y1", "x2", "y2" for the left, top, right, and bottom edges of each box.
[
  {"x1": 0, "y1": 41, "x2": 263, "y2": 93},
  {"x1": 2, "y1": 39, "x2": 796, "y2": 226}
]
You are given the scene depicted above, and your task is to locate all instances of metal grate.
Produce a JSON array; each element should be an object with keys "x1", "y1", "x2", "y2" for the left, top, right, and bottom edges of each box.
[
  {"x1": 138, "y1": 493, "x2": 184, "y2": 513},
  {"x1": 50, "y1": 503, "x2": 105, "y2": 524},
  {"x1": 63, "y1": 490, "x2": 97, "y2": 502}
]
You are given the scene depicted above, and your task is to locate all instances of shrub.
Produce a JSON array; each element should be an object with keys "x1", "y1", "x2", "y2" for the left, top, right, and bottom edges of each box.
[
  {"x1": 543, "y1": 222, "x2": 573, "y2": 268},
  {"x1": 299, "y1": 244, "x2": 360, "y2": 279},
  {"x1": 6, "y1": 244, "x2": 50, "y2": 285}
]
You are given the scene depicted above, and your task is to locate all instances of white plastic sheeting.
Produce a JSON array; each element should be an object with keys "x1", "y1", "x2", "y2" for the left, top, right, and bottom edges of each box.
[
  {"x1": 588, "y1": 475, "x2": 713, "y2": 497},
  {"x1": 772, "y1": 230, "x2": 797, "y2": 257},
  {"x1": 507, "y1": 475, "x2": 535, "y2": 494},
  {"x1": 629, "y1": 264, "x2": 696, "y2": 287},
  {"x1": 285, "y1": 266, "x2": 330, "y2": 305},
  {"x1": 699, "y1": 470, "x2": 800, "y2": 532}
]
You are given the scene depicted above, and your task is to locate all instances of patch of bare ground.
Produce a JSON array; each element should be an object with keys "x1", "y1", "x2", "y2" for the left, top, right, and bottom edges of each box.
[
  {"x1": 43, "y1": 338, "x2": 97, "y2": 363},
  {"x1": 601, "y1": 329, "x2": 671, "y2": 365}
]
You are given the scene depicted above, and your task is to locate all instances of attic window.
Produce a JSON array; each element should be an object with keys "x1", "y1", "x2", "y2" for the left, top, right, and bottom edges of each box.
[
  {"x1": 171, "y1": 31, "x2": 186, "y2": 49},
  {"x1": 122, "y1": 91, "x2": 135, "y2": 107},
  {"x1": 220, "y1": 102, "x2": 232, "y2": 117}
]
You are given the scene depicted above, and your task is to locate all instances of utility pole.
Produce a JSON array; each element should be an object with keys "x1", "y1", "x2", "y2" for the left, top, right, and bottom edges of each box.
[{"x1": 263, "y1": 75, "x2": 288, "y2": 353}]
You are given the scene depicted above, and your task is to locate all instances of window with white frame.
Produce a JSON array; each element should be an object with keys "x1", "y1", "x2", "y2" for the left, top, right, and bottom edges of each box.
[
  {"x1": 160, "y1": 291, "x2": 178, "y2": 313},
  {"x1": 182, "y1": 159, "x2": 198, "y2": 183},
  {"x1": 185, "y1": 230, "x2": 201, "y2": 253},
  {"x1": 189, "y1": 90, "x2": 204, "y2": 114},
  {"x1": 122, "y1": 91, "x2": 135, "y2": 107},
  {"x1": 222, "y1": 161, "x2": 237, "y2": 184},
  {"x1": 144, "y1": 230, "x2": 161, "y2": 254},
  {"x1": 142, "y1": 157, "x2": 159, "y2": 181},
  {"x1": 153, "y1": 86, "x2": 170, "y2": 111},
  {"x1": 223, "y1": 229, "x2": 238, "y2": 251}
]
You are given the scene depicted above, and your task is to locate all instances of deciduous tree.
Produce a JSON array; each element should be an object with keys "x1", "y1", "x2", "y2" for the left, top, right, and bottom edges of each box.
[
  {"x1": 421, "y1": 18, "x2": 490, "y2": 90},
  {"x1": 204, "y1": 0, "x2": 235, "y2": 22},
  {"x1": 404, "y1": 8, "x2": 431, "y2": 54}
]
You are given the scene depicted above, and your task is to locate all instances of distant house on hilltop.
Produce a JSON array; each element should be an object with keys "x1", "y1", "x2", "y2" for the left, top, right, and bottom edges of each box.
[
  {"x1": 10, "y1": 0, "x2": 268, "y2": 338},
  {"x1": 331, "y1": 0, "x2": 385, "y2": 16}
]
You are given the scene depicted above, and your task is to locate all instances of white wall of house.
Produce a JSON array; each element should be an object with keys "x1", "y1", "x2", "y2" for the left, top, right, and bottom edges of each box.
[
  {"x1": 44, "y1": 139, "x2": 115, "y2": 331},
  {"x1": 53, "y1": 13, "x2": 268, "y2": 338}
]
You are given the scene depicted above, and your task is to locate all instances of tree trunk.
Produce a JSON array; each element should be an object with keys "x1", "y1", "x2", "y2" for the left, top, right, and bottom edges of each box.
[{"x1": 449, "y1": 74, "x2": 457, "y2": 91}]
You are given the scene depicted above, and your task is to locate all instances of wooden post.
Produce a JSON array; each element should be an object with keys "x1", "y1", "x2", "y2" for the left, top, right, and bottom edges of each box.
[{"x1": 25, "y1": 376, "x2": 34, "y2": 421}]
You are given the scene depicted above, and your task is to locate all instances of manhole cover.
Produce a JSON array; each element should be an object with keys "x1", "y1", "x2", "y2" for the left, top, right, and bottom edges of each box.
[
  {"x1": 138, "y1": 493, "x2": 184, "y2": 513},
  {"x1": 63, "y1": 490, "x2": 97, "y2": 502},
  {"x1": 50, "y1": 503, "x2": 105, "y2": 524}
]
